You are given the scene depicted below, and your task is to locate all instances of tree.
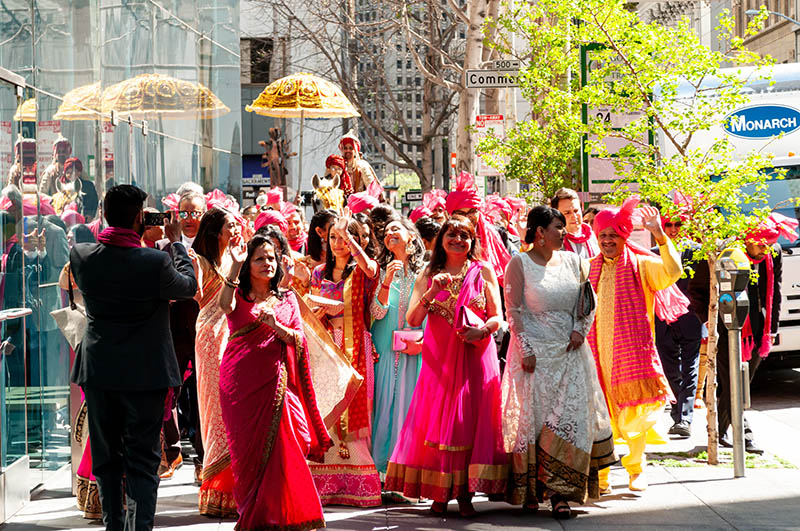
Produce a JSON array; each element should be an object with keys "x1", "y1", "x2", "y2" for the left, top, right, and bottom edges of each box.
[
  {"x1": 490, "y1": 0, "x2": 790, "y2": 464},
  {"x1": 254, "y1": 0, "x2": 458, "y2": 190}
]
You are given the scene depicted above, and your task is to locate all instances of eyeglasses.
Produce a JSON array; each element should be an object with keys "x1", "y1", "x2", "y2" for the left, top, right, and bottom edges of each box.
[
  {"x1": 178, "y1": 211, "x2": 203, "y2": 220},
  {"x1": 664, "y1": 222, "x2": 682, "y2": 228}
]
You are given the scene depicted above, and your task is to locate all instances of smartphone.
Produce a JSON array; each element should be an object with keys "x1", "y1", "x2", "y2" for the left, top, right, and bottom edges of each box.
[{"x1": 144, "y1": 212, "x2": 169, "y2": 226}]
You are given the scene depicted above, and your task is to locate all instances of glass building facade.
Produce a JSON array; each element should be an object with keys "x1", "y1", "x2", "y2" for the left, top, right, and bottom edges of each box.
[{"x1": 0, "y1": 0, "x2": 241, "y2": 519}]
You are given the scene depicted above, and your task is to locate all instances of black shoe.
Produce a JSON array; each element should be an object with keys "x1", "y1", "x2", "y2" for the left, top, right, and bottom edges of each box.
[
  {"x1": 719, "y1": 434, "x2": 733, "y2": 448},
  {"x1": 668, "y1": 421, "x2": 691, "y2": 438},
  {"x1": 745, "y1": 440, "x2": 764, "y2": 455}
]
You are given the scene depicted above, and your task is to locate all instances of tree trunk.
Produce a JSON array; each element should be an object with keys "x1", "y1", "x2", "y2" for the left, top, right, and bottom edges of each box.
[
  {"x1": 455, "y1": 0, "x2": 487, "y2": 174},
  {"x1": 705, "y1": 255, "x2": 720, "y2": 465},
  {"x1": 421, "y1": 77, "x2": 434, "y2": 192}
]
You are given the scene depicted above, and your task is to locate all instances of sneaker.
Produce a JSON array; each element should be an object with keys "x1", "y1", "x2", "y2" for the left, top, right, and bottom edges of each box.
[
  {"x1": 745, "y1": 439, "x2": 764, "y2": 455},
  {"x1": 719, "y1": 433, "x2": 733, "y2": 448},
  {"x1": 668, "y1": 421, "x2": 691, "y2": 438}
]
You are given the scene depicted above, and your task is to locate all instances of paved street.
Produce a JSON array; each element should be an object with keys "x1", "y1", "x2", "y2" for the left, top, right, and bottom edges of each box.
[{"x1": 6, "y1": 369, "x2": 800, "y2": 530}]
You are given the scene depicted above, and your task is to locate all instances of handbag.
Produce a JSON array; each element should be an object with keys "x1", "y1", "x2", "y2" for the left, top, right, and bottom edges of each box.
[
  {"x1": 576, "y1": 258, "x2": 596, "y2": 320},
  {"x1": 392, "y1": 329, "x2": 424, "y2": 352},
  {"x1": 50, "y1": 266, "x2": 87, "y2": 351},
  {"x1": 455, "y1": 305, "x2": 485, "y2": 332}
]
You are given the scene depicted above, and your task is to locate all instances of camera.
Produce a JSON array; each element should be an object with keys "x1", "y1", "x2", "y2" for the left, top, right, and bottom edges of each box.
[{"x1": 144, "y1": 212, "x2": 169, "y2": 226}]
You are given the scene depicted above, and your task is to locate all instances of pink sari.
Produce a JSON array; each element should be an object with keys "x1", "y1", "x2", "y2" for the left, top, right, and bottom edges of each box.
[
  {"x1": 195, "y1": 270, "x2": 237, "y2": 518},
  {"x1": 219, "y1": 290, "x2": 332, "y2": 531},
  {"x1": 74, "y1": 392, "x2": 101, "y2": 520},
  {"x1": 384, "y1": 261, "x2": 508, "y2": 502}
]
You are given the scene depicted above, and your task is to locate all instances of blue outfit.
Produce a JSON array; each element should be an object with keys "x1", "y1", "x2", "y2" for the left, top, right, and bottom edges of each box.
[{"x1": 369, "y1": 267, "x2": 423, "y2": 474}]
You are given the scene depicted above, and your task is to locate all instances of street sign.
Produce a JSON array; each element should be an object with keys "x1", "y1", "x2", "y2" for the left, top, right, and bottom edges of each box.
[
  {"x1": 465, "y1": 69, "x2": 519, "y2": 88},
  {"x1": 475, "y1": 114, "x2": 504, "y2": 177},
  {"x1": 405, "y1": 189, "x2": 423, "y2": 202},
  {"x1": 493, "y1": 59, "x2": 520, "y2": 70},
  {"x1": 243, "y1": 173, "x2": 270, "y2": 186}
]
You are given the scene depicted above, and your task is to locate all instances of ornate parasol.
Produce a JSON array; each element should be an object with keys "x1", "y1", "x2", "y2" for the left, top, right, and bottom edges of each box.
[
  {"x1": 101, "y1": 73, "x2": 230, "y2": 120},
  {"x1": 13, "y1": 98, "x2": 36, "y2": 121},
  {"x1": 53, "y1": 81, "x2": 102, "y2": 121},
  {"x1": 246, "y1": 72, "x2": 360, "y2": 196}
]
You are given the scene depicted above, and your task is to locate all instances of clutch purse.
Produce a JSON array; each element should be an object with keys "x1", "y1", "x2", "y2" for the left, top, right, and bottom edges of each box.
[
  {"x1": 392, "y1": 329, "x2": 424, "y2": 351},
  {"x1": 455, "y1": 305, "x2": 485, "y2": 332},
  {"x1": 576, "y1": 279, "x2": 596, "y2": 319},
  {"x1": 50, "y1": 266, "x2": 87, "y2": 351}
]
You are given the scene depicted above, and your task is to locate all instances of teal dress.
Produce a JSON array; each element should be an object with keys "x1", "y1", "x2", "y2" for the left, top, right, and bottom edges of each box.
[{"x1": 369, "y1": 267, "x2": 423, "y2": 474}]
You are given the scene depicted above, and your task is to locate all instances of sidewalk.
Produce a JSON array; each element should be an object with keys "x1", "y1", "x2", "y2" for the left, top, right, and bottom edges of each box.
[{"x1": 5, "y1": 407, "x2": 800, "y2": 530}]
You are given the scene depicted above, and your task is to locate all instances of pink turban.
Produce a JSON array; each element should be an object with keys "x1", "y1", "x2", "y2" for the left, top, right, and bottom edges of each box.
[
  {"x1": 61, "y1": 209, "x2": 85, "y2": 227},
  {"x1": 485, "y1": 194, "x2": 512, "y2": 223},
  {"x1": 0, "y1": 196, "x2": 56, "y2": 216},
  {"x1": 747, "y1": 212, "x2": 799, "y2": 245},
  {"x1": 339, "y1": 131, "x2": 362, "y2": 153},
  {"x1": 423, "y1": 189, "x2": 447, "y2": 211},
  {"x1": 445, "y1": 171, "x2": 481, "y2": 214},
  {"x1": 265, "y1": 187, "x2": 283, "y2": 205},
  {"x1": 593, "y1": 196, "x2": 640, "y2": 239},
  {"x1": 205, "y1": 189, "x2": 240, "y2": 213},
  {"x1": 409, "y1": 205, "x2": 432, "y2": 223},
  {"x1": 161, "y1": 193, "x2": 181, "y2": 213},
  {"x1": 64, "y1": 157, "x2": 82, "y2": 175},
  {"x1": 254, "y1": 210, "x2": 288, "y2": 233},
  {"x1": 347, "y1": 191, "x2": 379, "y2": 214},
  {"x1": 279, "y1": 201, "x2": 297, "y2": 218}
]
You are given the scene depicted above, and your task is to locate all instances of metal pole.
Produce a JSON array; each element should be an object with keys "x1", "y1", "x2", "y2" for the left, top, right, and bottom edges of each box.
[
  {"x1": 728, "y1": 328, "x2": 746, "y2": 478},
  {"x1": 296, "y1": 110, "x2": 304, "y2": 201}
]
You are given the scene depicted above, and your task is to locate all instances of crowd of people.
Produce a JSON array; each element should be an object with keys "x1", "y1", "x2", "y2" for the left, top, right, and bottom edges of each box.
[{"x1": 58, "y1": 131, "x2": 798, "y2": 531}]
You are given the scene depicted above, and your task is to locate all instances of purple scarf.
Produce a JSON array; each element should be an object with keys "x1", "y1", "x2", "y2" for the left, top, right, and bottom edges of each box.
[{"x1": 97, "y1": 227, "x2": 143, "y2": 248}]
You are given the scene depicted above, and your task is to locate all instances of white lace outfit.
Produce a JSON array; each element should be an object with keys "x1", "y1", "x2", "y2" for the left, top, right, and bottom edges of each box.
[{"x1": 500, "y1": 251, "x2": 614, "y2": 503}]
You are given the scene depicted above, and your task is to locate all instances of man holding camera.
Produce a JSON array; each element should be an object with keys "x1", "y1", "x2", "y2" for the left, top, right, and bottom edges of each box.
[{"x1": 70, "y1": 185, "x2": 197, "y2": 531}]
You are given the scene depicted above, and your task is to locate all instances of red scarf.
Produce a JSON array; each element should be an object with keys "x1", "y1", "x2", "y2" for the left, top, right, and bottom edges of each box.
[
  {"x1": 289, "y1": 231, "x2": 308, "y2": 253},
  {"x1": 563, "y1": 223, "x2": 598, "y2": 257},
  {"x1": 97, "y1": 227, "x2": 143, "y2": 248},
  {"x1": 742, "y1": 252, "x2": 774, "y2": 361}
]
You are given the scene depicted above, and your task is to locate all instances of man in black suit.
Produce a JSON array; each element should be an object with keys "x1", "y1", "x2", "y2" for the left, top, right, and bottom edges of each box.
[
  {"x1": 70, "y1": 185, "x2": 197, "y2": 531},
  {"x1": 689, "y1": 234, "x2": 784, "y2": 455}
]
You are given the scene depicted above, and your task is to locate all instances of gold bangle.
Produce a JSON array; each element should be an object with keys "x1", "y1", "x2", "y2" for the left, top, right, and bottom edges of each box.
[{"x1": 224, "y1": 277, "x2": 239, "y2": 289}]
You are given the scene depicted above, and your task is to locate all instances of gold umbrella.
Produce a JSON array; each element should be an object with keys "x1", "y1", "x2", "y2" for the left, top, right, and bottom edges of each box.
[
  {"x1": 246, "y1": 73, "x2": 360, "y2": 192},
  {"x1": 13, "y1": 98, "x2": 36, "y2": 121},
  {"x1": 101, "y1": 73, "x2": 230, "y2": 120},
  {"x1": 53, "y1": 81, "x2": 102, "y2": 121}
]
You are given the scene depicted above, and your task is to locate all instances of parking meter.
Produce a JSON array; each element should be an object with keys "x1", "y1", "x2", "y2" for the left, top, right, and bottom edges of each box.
[{"x1": 715, "y1": 247, "x2": 750, "y2": 478}]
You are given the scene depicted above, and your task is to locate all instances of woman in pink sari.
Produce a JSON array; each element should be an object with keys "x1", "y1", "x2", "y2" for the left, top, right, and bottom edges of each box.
[
  {"x1": 218, "y1": 234, "x2": 333, "y2": 530},
  {"x1": 192, "y1": 207, "x2": 241, "y2": 518},
  {"x1": 385, "y1": 215, "x2": 508, "y2": 517}
]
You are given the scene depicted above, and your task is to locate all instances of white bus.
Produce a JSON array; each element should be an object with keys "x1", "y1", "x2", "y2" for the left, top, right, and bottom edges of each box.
[{"x1": 666, "y1": 63, "x2": 800, "y2": 365}]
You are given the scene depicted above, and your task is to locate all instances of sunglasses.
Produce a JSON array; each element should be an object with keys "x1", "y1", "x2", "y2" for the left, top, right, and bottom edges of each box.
[
  {"x1": 178, "y1": 211, "x2": 203, "y2": 220},
  {"x1": 664, "y1": 222, "x2": 682, "y2": 228}
]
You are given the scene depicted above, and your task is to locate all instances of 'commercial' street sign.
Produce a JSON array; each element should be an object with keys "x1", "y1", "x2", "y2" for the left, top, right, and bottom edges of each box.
[{"x1": 465, "y1": 69, "x2": 519, "y2": 88}]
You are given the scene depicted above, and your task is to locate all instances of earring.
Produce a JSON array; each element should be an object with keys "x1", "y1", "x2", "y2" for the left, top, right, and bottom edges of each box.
[{"x1": 406, "y1": 241, "x2": 415, "y2": 255}]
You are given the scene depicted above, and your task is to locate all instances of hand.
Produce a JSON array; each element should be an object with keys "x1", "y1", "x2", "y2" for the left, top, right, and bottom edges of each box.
[
  {"x1": 36, "y1": 228, "x2": 46, "y2": 252},
  {"x1": 259, "y1": 307, "x2": 277, "y2": 328},
  {"x1": 640, "y1": 205, "x2": 666, "y2": 243},
  {"x1": 385, "y1": 260, "x2": 403, "y2": 285},
  {"x1": 400, "y1": 336, "x2": 423, "y2": 355},
  {"x1": 230, "y1": 238, "x2": 248, "y2": 265},
  {"x1": 311, "y1": 305, "x2": 328, "y2": 320},
  {"x1": 458, "y1": 325, "x2": 485, "y2": 344},
  {"x1": 187, "y1": 248, "x2": 200, "y2": 280},
  {"x1": 165, "y1": 212, "x2": 182, "y2": 243},
  {"x1": 280, "y1": 254, "x2": 294, "y2": 278},
  {"x1": 521, "y1": 355, "x2": 536, "y2": 373},
  {"x1": 566, "y1": 331, "x2": 584, "y2": 351},
  {"x1": 22, "y1": 229, "x2": 40, "y2": 253},
  {"x1": 430, "y1": 273, "x2": 452, "y2": 294},
  {"x1": 332, "y1": 216, "x2": 350, "y2": 240}
]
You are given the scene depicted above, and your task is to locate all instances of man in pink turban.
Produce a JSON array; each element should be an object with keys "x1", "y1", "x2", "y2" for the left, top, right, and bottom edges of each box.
[
  {"x1": 589, "y1": 196, "x2": 684, "y2": 493},
  {"x1": 445, "y1": 172, "x2": 511, "y2": 286},
  {"x1": 423, "y1": 189, "x2": 447, "y2": 225},
  {"x1": 551, "y1": 187, "x2": 599, "y2": 259},
  {"x1": 339, "y1": 130, "x2": 378, "y2": 194},
  {"x1": 688, "y1": 211, "x2": 797, "y2": 455}
]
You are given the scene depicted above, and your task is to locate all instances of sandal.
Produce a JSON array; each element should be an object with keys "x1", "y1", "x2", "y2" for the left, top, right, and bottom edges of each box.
[
  {"x1": 523, "y1": 500, "x2": 539, "y2": 514},
  {"x1": 551, "y1": 496, "x2": 572, "y2": 520},
  {"x1": 430, "y1": 501, "x2": 447, "y2": 516}
]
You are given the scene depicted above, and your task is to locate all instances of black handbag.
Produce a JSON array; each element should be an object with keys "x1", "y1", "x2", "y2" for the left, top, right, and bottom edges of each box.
[{"x1": 575, "y1": 259, "x2": 596, "y2": 320}]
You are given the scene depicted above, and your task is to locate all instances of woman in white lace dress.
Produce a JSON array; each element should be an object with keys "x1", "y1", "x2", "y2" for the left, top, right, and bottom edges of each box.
[{"x1": 500, "y1": 206, "x2": 616, "y2": 519}]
